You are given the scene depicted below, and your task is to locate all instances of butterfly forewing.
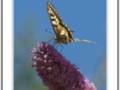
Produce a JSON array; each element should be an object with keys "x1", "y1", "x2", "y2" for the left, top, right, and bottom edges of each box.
[
  {"x1": 47, "y1": 2, "x2": 62, "y2": 36},
  {"x1": 47, "y1": 2, "x2": 74, "y2": 43}
]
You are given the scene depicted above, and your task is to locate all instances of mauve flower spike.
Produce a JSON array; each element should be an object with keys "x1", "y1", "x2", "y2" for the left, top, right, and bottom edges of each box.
[{"x1": 30, "y1": 41, "x2": 97, "y2": 90}]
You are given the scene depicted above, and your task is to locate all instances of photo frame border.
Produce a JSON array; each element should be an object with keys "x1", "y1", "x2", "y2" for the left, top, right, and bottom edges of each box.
[{"x1": 1, "y1": 0, "x2": 119, "y2": 90}]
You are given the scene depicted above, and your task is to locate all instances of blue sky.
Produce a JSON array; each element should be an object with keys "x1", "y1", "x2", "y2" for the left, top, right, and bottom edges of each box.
[{"x1": 14, "y1": 0, "x2": 106, "y2": 90}]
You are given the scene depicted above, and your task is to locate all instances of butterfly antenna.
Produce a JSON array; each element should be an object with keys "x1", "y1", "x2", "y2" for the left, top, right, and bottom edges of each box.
[
  {"x1": 46, "y1": 29, "x2": 55, "y2": 36},
  {"x1": 46, "y1": 37, "x2": 54, "y2": 43}
]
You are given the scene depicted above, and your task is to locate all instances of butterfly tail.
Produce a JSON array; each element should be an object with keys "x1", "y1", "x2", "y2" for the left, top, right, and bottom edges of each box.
[{"x1": 74, "y1": 38, "x2": 97, "y2": 44}]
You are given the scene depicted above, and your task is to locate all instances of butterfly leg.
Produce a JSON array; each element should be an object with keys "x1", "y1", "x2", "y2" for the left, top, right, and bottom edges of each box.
[
  {"x1": 52, "y1": 40, "x2": 57, "y2": 47},
  {"x1": 55, "y1": 43, "x2": 59, "y2": 49},
  {"x1": 52, "y1": 40, "x2": 55, "y2": 45},
  {"x1": 54, "y1": 42, "x2": 57, "y2": 47},
  {"x1": 59, "y1": 44, "x2": 63, "y2": 53}
]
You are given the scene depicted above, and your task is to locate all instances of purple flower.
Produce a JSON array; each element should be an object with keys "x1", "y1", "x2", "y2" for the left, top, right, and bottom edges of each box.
[{"x1": 30, "y1": 41, "x2": 97, "y2": 90}]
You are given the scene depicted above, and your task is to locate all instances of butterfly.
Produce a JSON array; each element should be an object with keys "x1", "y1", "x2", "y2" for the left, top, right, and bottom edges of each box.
[{"x1": 47, "y1": 1, "x2": 96, "y2": 45}]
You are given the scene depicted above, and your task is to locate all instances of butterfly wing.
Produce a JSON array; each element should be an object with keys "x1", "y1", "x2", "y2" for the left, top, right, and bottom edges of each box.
[
  {"x1": 74, "y1": 38, "x2": 97, "y2": 44},
  {"x1": 47, "y1": 2, "x2": 74, "y2": 44},
  {"x1": 47, "y1": 1, "x2": 62, "y2": 36}
]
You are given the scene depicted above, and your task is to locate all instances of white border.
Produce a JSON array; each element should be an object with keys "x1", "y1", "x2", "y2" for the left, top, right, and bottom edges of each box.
[
  {"x1": 3, "y1": 0, "x2": 13, "y2": 90},
  {"x1": 3, "y1": 0, "x2": 117, "y2": 90},
  {"x1": 119, "y1": 0, "x2": 120, "y2": 88},
  {"x1": 107, "y1": 0, "x2": 117, "y2": 90},
  {"x1": 0, "y1": 0, "x2": 1, "y2": 89}
]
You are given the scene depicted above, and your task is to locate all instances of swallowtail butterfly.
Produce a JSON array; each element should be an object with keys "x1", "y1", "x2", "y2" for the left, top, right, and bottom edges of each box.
[{"x1": 47, "y1": 1, "x2": 96, "y2": 44}]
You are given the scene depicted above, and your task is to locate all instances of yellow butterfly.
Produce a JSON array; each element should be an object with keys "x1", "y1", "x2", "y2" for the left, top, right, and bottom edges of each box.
[{"x1": 47, "y1": 1, "x2": 96, "y2": 45}]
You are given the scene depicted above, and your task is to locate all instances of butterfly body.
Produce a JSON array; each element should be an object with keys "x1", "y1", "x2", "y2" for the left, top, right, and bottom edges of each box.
[
  {"x1": 55, "y1": 23, "x2": 74, "y2": 44},
  {"x1": 47, "y1": 1, "x2": 96, "y2": 45}
]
